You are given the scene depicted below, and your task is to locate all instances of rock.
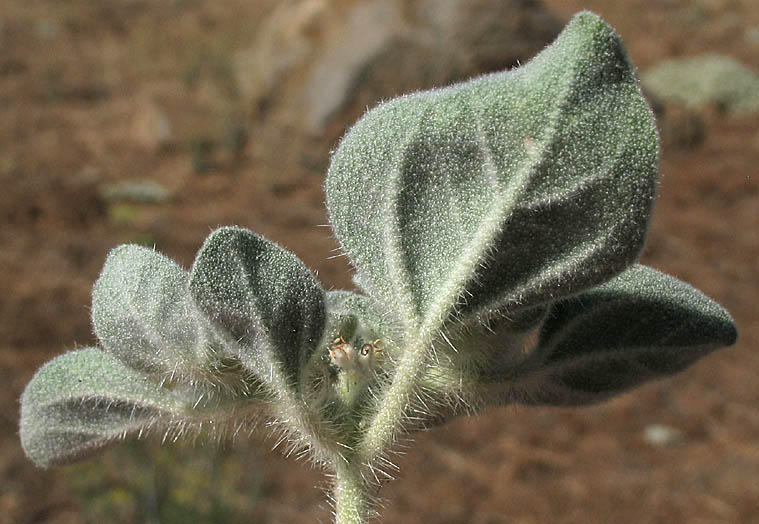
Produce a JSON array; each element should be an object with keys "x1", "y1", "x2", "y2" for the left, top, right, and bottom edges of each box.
[
  {"x1": 301, "y1": 1, "x2": 402, "y2": 133},
  {"x1": 643, "y1": 424, "x2": 684, "y2": 447},
  {"x1": 233, "y1": 0, "x2": 562, "y2": 180},
  {"x1": 132, "y1": 101, "x2": 174, "y2": 152},
  {"x1": 642, "y1": 54, "x2": 759, "y2": 116}
]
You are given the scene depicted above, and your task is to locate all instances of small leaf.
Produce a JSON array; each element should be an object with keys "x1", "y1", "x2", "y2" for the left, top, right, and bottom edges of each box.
[
  {"x1": 20, "y1": 348, "x2": 187, "y2": 467},
  {"x1": 326, "y1": 11, "x2": 658, "y2": 334},
  {"x1": 189, "y1": 227, "x2": 326, "y2": 390},
  {"x1": 513, "y1": 265, "x2": 738, "y2": 406},
  {"x1": 325, "y1": 290, "x2": 395, "y2": 345},
  {"x1": 92, "y1": 244, "x2": 214, "y2": 379}
]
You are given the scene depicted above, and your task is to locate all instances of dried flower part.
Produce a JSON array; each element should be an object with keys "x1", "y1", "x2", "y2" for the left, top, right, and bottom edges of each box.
[{"x1": 329, "y1": 336, "x2": 384, "y2": 374}]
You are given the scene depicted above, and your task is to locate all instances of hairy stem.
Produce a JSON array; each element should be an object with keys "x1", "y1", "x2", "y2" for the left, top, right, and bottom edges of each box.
[
  {"x1": 334, "y1": 461, "x2": 371, "y2": 524},
  {"x1": 357, "y1": 328, "x2": 432, "y2": 464}
]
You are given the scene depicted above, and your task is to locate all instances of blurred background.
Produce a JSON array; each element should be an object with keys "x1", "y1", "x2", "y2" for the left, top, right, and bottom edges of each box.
[{"x1": 1, "y1": 0, "x2": 757, "y2": 522}]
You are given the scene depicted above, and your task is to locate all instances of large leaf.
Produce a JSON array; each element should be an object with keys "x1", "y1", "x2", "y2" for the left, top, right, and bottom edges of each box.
[
  {"x1": 507, "y1": 265, "x2": 738, "y2": 406},
  {"x1": 189, "y1": 227, "x2": 326, "y2": 390},
  {"x1": 20, "y1": 348, "x2": 187, "y2": 467},
  {"x1": 92, "y1": 244, "x2": 215, "y2": 380},
  {"x1": 326, "y1": 11, "x2": 658, "y2": 334}
]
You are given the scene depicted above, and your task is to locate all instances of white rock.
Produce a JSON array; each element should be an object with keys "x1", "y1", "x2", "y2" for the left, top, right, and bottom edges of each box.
[{"x1": 643, "y1": 424, "x2": 684, "y2": 446}]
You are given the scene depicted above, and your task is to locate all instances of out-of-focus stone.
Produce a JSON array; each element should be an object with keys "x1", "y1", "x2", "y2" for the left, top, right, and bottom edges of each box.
[
  {"x1": 301, "y1": 1, "x2": 402, "y2": 133},
  {"x1": 643, "y1": 424, "x2": 684, "y2": 447},
  {"x1": 234, "y1": 0, "x2": 562, "y2": 180},
  {"x1": 132, "y1": 101, "x2": 174, "y2": 152}
]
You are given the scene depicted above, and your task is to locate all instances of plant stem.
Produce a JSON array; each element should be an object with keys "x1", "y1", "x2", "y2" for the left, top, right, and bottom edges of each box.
[
  {"x1": 357, "y1": 330, "x2": 431, "y2": 463},
  {"x1": 336, "y1": 370, "x2": 370, "y2": 408},
  {"x1": 334, "y1": 461, "x2": 370, "y2": 524}
]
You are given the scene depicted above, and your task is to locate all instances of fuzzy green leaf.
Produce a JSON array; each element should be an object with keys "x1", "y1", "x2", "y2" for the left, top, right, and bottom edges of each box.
[
  {"x1": 325, "y1": 290, "x2": 395, "y2": 345},
  {"x1": 92, "y1": 244, "x2": 215, "y2": 380},
  {"x1": 20, "y1": 348, "x2": 187, "y2": 467},
  {"x1": 189, "y1": 227, "x2": 326, "y2": 389},
  {"x1": 326, "y1": 11, "x2": 658, "y2": 334},
  {"x1": 511, "y1": 265, "x2": 738, "y2": 406}
]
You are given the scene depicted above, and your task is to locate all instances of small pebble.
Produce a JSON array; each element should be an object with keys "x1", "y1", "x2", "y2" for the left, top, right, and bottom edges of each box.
[{"x1": 643, "y1": 424, "x2": 684, "y2": 446}]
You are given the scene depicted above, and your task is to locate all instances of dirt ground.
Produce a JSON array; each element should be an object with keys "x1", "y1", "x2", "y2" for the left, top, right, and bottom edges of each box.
[{"x1": 1, "y1": 1, "x2": 757, "y2": 523}]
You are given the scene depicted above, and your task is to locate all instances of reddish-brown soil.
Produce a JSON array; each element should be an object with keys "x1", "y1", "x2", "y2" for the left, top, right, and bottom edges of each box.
[{"x1": 1, "y1": 1, "x2": 757, "y2": 523}]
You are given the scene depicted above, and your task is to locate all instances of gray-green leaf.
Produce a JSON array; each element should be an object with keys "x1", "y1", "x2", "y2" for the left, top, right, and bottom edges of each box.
[
  {"x1": 513, "y1": 265, "x2": 738, "y2": 406},
  {"x1": 189, "y1": 227, "x2": 326, "y2": 390},
  {"x1": 326, "y1": 11, "x2": 658, "y2": 334},
  {"x1": 325, "y1": 290, "x2": 395, "y2": 345},
  {"x1": 92, "y1": 244, "x2": 214, "y2": 380},
  {"x1": 20, "y1": 348, "x2": 187, "y2": 467}
]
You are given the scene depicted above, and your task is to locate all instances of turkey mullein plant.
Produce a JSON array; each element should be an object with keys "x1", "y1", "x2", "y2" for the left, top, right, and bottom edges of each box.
[{"x1": 20, "y1": 12, "x2": 738, "y2": 524}]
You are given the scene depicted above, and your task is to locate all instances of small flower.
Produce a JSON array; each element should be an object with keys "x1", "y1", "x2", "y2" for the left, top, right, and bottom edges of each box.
[{"x1": 329, "y1": 336, "x2": 383, "y2": 373}]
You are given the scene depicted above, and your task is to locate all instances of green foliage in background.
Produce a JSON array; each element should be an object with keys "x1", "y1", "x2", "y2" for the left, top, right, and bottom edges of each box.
[
  {"x1": 65, "y1": 440, "x2": 264, "y2": 524},
  {"x1": 643, "y1": 54, "x2": 759, "y2": 115}
]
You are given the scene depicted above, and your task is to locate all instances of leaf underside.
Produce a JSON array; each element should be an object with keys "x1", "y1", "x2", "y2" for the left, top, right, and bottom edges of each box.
[
  {"x1": 189, "y1": 227, "x2": 326, "y2": 390},
  {"x1": 485, "y1": 265, "x2": 738, "y2": 406},
  {"x1": 20, "y1": 348, "x2": 186, "y2": 467},
  {"x1": 91, "y1": 244, "x2": 214, "y2": 380},
  {"x1": 326, "y1": 12, "x2": 659, "y2": 336}
]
